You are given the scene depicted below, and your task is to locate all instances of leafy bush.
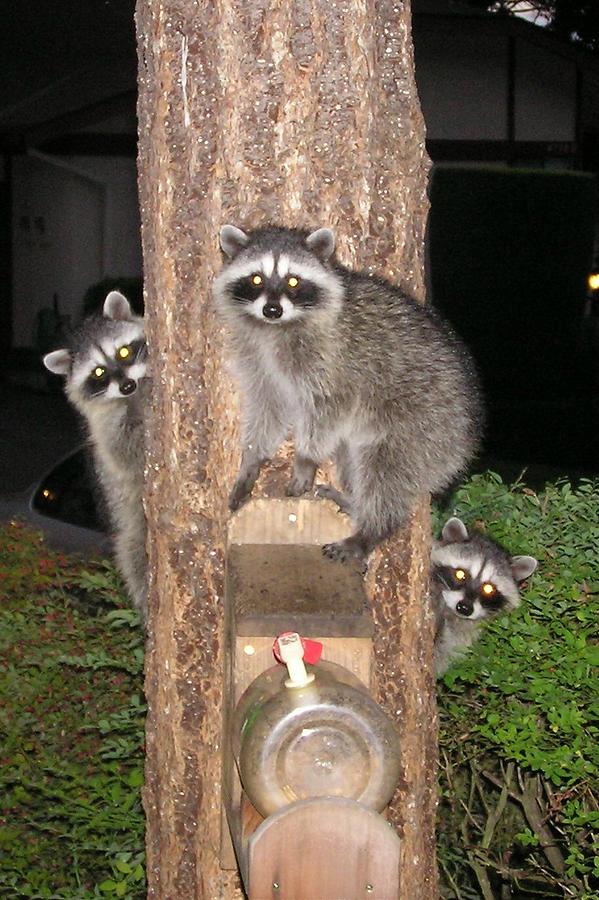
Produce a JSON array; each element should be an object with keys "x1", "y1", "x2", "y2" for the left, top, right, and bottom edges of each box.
[
  {"x1": 2, "y1": 474, "x2": 598, "y2": 898},
  {"x1": 0, "y1": 522, "x2": 145, "y2": 899},
  {"x1": 435, "y1": 474, "x2": 599, "y2": 899}
]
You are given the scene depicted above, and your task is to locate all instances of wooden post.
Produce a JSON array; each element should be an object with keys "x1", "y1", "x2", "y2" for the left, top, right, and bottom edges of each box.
[{"x1": 136, "y1": 1, "x2": 437, "y2": 896}]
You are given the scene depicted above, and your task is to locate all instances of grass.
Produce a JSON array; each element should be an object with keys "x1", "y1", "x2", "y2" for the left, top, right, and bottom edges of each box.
[{"x1": 0, "y1": 521, "x2": 145, "y2": 899}]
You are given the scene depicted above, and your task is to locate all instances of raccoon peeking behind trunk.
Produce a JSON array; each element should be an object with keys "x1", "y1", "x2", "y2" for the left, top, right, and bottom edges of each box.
[
  {"x1": 213, "y1": 224, "x2": 484, "y2": 563},
  {"x1": 43, "y1": 292, "x2": 149, "y2": 621},
  {"x1": 432, "y1": 517, "x2": 537, "y2": 676}
]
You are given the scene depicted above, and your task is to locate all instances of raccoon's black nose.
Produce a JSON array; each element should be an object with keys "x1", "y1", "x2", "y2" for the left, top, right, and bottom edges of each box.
[
  {"x1": 263, "y1": 303, "x2": 283, "y2": 320},
  {"x1": 120, "y1": 378, "x2": 136, "y2": 395},
  {"x1": 456, "y1": 600, "x2": 472, "y2": 617}
]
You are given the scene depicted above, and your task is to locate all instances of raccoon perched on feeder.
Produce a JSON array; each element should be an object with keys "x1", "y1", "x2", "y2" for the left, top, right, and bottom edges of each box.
[
  {"x1": 213, "y1": 224, "x2": 483, "y2": 563},
  {"x1": 431, "y1": 516, "x2": 537, "y2": 675},
  {"x1": 43, "y1": 292, "x2": 149, "y2": 620}
]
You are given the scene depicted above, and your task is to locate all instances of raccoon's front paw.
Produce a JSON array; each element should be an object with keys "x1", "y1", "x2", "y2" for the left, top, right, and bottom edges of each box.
[
  {"x1": 285, "y1": 476, "x2": 313, "y2": 497},
  {"x1": 315, "y1": 484, "x2": 352, "y2": 514},
  {"x1": 286, "y1": 458, "x2": 317, "y2": 497},
  {"x1": 322, "y1": 537, "x2": 368, "y2": 571}
]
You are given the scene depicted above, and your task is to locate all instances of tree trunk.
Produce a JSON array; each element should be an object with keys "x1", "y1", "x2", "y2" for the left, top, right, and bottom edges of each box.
[{"x1": 136, "y1": 1, "x2": 437, "y2": 897}]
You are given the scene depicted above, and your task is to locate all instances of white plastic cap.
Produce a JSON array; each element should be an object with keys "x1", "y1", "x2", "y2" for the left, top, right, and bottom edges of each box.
[{"x1": 276, "y1": 633, "x2": 315, "y2": 689}]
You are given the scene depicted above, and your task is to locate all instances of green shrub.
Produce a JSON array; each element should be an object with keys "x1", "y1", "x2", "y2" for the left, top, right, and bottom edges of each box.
[
  {"x1": 0, "y1": 523, "x2": 145, "y2": 899},
  {"x1": 2, "y1": 473, "x2": 598, "y2": 898},
  {"x1": 435, "y1": 474, "x2": 599, "y2": 899}
]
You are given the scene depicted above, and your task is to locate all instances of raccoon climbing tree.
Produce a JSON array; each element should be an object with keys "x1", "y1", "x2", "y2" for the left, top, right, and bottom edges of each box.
[{"x1": 136, "y1": 1, "x2": 438, "y2": 897}]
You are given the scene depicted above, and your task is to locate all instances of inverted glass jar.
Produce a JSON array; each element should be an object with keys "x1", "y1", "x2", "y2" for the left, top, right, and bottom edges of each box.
[{"x1": 232, "y1": 660, "x2": 401, "y2": 818}]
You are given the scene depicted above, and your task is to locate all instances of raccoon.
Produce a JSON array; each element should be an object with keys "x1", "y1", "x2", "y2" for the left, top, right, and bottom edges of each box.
[
  {"x1": 43, "y1": 292, "x2": 149, "y2": 620},
  {"x1": 213, "y1": 224, "x2": 483, "y2": 562},
  {"x1": 431, "y1": 516, "x2": 537, "y2": 676}
]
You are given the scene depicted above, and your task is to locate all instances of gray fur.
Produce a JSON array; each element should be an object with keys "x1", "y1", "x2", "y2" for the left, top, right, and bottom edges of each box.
[
  {"x1": 42, "y1": 292, "x2": 149, "y2": 620},
  {"x1": 214, "y1": 225, "x2": 484, "y2": 562},
  {"x1": 431, "y1": 517, "x2": 537, "y2": 675}
]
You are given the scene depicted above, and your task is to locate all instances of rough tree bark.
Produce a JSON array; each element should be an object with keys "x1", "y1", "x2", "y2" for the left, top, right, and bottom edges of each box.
[{"x1": 136, "y1": 1, "x2": 437, "y2": 897}]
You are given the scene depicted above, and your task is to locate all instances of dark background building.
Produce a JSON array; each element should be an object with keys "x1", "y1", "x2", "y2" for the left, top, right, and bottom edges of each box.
[{"x1": 0, "y1": 0, "x2": 597, "y2": 504}]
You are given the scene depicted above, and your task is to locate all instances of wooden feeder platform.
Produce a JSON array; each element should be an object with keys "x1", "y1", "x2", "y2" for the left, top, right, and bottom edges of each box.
[{"x1": 221, "y1": 498, "x2": 401, "y2": 898}]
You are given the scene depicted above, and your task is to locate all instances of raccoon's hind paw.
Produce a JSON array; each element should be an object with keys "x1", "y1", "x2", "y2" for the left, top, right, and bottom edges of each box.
[
  {"x1": 228, "y1": 481, "x2": 253, "y2": 512},
  {"x1": 315, "y1": 484, "x2": 352, "y2": 514},
  {"x1": 322, "y1": 537, "x2": 368, "y2": 571}
]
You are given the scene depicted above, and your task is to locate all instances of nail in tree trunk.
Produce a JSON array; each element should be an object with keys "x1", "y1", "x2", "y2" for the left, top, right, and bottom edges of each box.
[{"x1": 136, "y1": 0, "x2": 437, "y2": 896}]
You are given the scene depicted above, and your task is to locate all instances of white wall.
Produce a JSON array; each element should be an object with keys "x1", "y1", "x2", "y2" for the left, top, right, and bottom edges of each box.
[
  {"x1": 12, "y1": 153, "x2": 142, "y2": 347},
  {"x1": 62, "y1": 155, "x2": 142, "y2": 277},
  {"x1": 12, "y1": 155, "x2": 104, "y2": 346},
  {"x1": 415, "y1": 28, "x2": 509, "y2": 141},
  {"x1": 414, "y1": 19, "x2": 579, "y2": 145},
  {"x1": 515, "y1": 40, "x2": 577, "y2": 142}
]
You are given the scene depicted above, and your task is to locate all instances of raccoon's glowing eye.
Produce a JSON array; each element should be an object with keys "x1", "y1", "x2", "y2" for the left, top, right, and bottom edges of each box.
[
  {"x1": 117, "y1": 345, "x2": 131, "y2": 360},
  {"x1": 454, "y1": 568, "x2": 467, "y2": 581},
  {"x1": 481, "y1": 582, "x2": 496, "y2": 596},
  {"x1": 251, "y1": 274, "x2": 263, "y2": 286},
  {"x1": 92, "y1": 366, "x2": 106, "y2": 379},
  {"x1": 287, "y1": 275, "x2": 300, "y2": 289}
]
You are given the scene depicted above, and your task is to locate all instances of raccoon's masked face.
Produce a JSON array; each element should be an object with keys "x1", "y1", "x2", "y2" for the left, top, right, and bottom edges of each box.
[
  {"x1": 431, "y1": 517, "x2": 537, "y2": 621},
  {"x1": 214, "y1": 225, "x2": 343, "y2": 325},
  {"x1": 75, "y1": 332, "x2": 147, "y2": 402},
  {"x1": 43, "y1": 291, "x2": 148, "y2": 405},
  {"x1": 432, "y1": 561, "x2": 508, "y2": 621}
]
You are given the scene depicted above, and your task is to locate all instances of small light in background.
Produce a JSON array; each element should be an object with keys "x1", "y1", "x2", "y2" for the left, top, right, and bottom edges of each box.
[
  {"x1": 41, "y1": 487, "x2": 55, "y2": 501},
  {"x1": 588, "y1": 272, "x2": 599, "y2": 292}
]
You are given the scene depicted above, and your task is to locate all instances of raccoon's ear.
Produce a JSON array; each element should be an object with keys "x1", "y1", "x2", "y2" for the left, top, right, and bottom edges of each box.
[
  {"x1": 104, "y1": 291, "x2": 133, "y2": 321},
  {"x1": 510, "y1": 555, "x2": 537, "y2": 582},
  {"x1": 306, "y1": 227, "x2": 335, "y2": 261},
  {"x1": 441, "y1": 517, "x2": 469, "y2": 543},
  {"x1": 43, "y1": 349, "x2": 72, "y2": 375},
  {"x1": 220, "y1": 225, "x2": 249, "y2": 258}
]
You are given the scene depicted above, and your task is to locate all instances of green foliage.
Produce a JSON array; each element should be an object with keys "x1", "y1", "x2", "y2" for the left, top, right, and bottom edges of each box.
[
  {"x1": 0, "y1": 522, "x2": 145, "y2": 898},
  {"x1": 435, "y1": 474, "x2": 599, "y2": 898},
  {"x1": 2, "y1": 474, "x2": 598, "y2": 898}
]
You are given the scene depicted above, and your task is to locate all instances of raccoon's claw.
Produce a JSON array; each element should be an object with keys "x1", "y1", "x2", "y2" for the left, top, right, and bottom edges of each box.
[
  {"x1": 315, "y1": 484, "x2": 352, "y2": 514},
  {"x1": 285, "y1": 477, "x2": 313, "y2": 497},
  {"x1": 228, "y1": 482, "x2": 252, "y2": 511},
  {"x1": 286, "y1": 458, "x2": 317, "y2": 497},
  {"x1": 322, "y1": 541, "x2": 349, "y2": 561},
  {"x1": 322, "y1": 539, "x2": 368, "y2": 572}
]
